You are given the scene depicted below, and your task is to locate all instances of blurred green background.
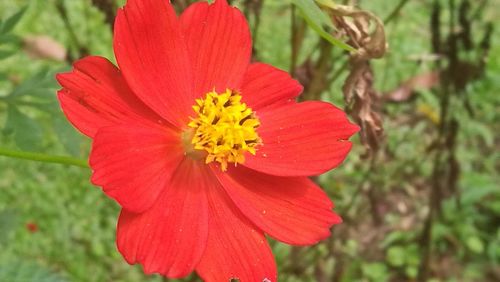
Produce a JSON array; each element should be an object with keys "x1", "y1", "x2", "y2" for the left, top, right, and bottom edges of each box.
[{"x1": 0, "y1": 0, "x2": 498, "y2": 281}]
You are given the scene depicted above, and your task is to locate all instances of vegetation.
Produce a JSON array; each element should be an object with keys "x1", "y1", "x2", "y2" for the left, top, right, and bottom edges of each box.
[{"x1": 0, "y1": 0, "x2": 498, "y2": 281}]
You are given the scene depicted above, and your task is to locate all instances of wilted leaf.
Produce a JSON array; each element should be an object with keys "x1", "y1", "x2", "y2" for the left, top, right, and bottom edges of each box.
[
  {"x1": 4, "y1": 105, "x2": 43, "y2": 151},
  {"x1": 417, "y1": 104, "x2": 440, "y2": 124},
  {"x1": 291, "y1": 0, "x2": 355, "y2": 52},
  {"x1": 315, "y1": 2, "x2": 387, "y2": 157},
  {"x1": 318, "y1": 2, "x2": 387, "y2": 60},
  {"x1": 418, "y1": 90, "x2": 440, "y2": 124},
  {"x1": 343, "y1": 61, "x2": 384, "y2": 157},
  {"x1": 384, "y1": 72, "x2": 440, "y2": 102},
  {"x1": 23, "y1": 35, "x2": 67, "y2": 62},
  {"x1": 0, "y1": 6, "x2": 28, "y2": 35}
]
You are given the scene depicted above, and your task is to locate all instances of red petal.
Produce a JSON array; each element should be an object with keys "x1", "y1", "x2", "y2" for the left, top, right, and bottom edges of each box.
[
  {"x1": 116, "y1": 158, "x2": 209, "y2": 278},
  {"x1": 90, "y1": 122, "x2": 183, "y2": 213},
  {"x1": 214, "y1": 165, "x2": 341, "y2": 245},
  {"x1": 196, "y1": 181, "x2": 277, "y2": 282},
  {"x1": 56, "y1": 56, "x2": 160, "y2": 138},
  {"x1": 114, "y1": 0, "x2": 194, "y2": 127},
  {"x1": 180, "y1": 0, "x2": 251, "y2": 95},
  {"x1": 241, "y1": 63, "x2": 303, "y2": 110},
  {"x1": 245, "y1": 101, "x2": 360, "y2": 176}
]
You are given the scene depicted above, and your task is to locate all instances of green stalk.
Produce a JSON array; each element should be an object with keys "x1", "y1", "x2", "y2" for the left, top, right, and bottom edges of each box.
[{"x1": 0, "y1": 147, "x2": 89, "y2": 168}]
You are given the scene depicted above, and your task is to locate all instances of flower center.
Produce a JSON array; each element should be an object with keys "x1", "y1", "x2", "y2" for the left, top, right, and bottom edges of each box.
[{"x1": 187, "y1": 89, "x2": 261, "y2": 171}]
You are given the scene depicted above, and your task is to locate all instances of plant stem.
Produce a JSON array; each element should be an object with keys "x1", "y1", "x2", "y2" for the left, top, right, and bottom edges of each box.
[
  {"x1": 291, "y1": 4, "x2": 298, "y2": 73},
  {"x1": 384, "y1": 0, "x2": 411, "y2": 24},
  {"x1": 55, "y1": 0, "x2": 89, "y2": 61},
  {"x1": 0, "y1": 147, "x2": 89, "y2": 168},
  {"x1": 90, "y1": 0, "x2": 117, "y2": 30}
]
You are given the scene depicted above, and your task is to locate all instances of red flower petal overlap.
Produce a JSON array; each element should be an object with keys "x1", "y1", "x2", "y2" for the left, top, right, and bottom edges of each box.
[{"x1": 56, "y1": 0, "x2": 359, "y2": 281}]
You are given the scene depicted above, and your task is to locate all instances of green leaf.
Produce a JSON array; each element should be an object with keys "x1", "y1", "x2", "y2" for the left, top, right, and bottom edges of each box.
[
  {"x1": 52, "y1": 116, "x2": 82, "y2": 156},
  {"x1": 380, "y1": 231, "x2": 411, "y2": 248},
  {"x1": 0, "y1": 261, "x2": 67, "y2": 282},
  {"x1": 0, "y1": 33, "x2": 21, "y2": 45},
  {"x1": 0, "y1": 6, "x2": 28, "y2": 35},
  {"x1": 461, "y1": 173, "x2": 498, "y2": 206},
  {"x1": 486, "y1": 240, "x2": 500, "y2": 262},
  {"x1": 0, "y1": 209, "x2": 19, "y2": 244},
  {"x1": 4, "y1": 105, "x2": 43, "y2": 151},
  {"x1": 361, "y1": 262, "x2": 389, "y2": 282},
  {"x1": 0, "y1": 49, "x2": 16, "y2": 60},
  {"x1": 386, "y1": 246, "x2": 406, "y2": 267},
  {"x1": 9, "y1": 69, "x2": 57, "y2": 98},
  {"x1": 294, "y1": 0, "x2": 334, "y2": 29},
  {"x1": 405, "y1": 266, "x2": 418, "y2": 279},
  {"x1": 466, "y1": 236, "x2": 485, "y2": 254},
  {"x1": 291, "y1": 0, "x2": 355, "y2": 52},
  {"x1": 468, "y1": 121, "x2": 494, "y2": 147}
]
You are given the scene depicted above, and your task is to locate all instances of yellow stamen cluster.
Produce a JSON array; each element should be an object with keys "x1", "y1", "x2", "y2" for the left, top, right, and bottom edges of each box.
[{"x1": 188, "y1": 89, "x2": 261, "y2": 171}]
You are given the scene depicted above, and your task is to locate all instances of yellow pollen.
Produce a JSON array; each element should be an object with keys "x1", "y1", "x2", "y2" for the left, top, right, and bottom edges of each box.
[{"x1": 188, "y1": 89, "x2": 261, "y2": 171}]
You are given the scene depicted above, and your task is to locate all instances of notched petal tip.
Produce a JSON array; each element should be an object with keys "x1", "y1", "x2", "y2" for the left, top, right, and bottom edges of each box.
[
  {"x1": 180, "y1": 0, "x2": 251, "y2": 96},
  {"x1": 215, "y1": 166, "x2": 341, "y2": 245},
  {"x1": 351, "y1": 122, "x2": 362, "y2": 134},
  {"x1": 213, "y1": 0, "x2": 229, "y2": 6},
  {"x1": 241, "y1": 63, "x2": 303, "y2": 110},
  {"x1": 340, "y1": 115, "x2": 362, "y2": 137},
  {"x1": 113, "y1": 0, "x2": 195, "y2": 127},
  {"x1": 332, "y1": 213, "x2": 343, "y2": 225},
  {"x1": 116, "y1": 160, "x2": 210, "y2": 279},
  {"x1": 244, "y1": 101, "x2": 358, "y2": 176},
  {"x1": 55, "y1": 72, "x2": 66, "y2": 84}
]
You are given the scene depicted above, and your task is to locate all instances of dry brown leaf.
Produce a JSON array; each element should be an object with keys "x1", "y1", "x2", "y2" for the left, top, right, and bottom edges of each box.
[
  {"x1": 343, "y1": 61, "x2": 384, "y2": 157},
  {"x1": 327, "y1": 4, "x2": 387, "y2": 60},
  {"x1": 384, "y1": 72, "x2": 440, "y2": 102},
  {"x1": 320, "y1": 3, "x2": 387, "y2": 157},
  {"x1": 23, "y1": 35, "x2": 67, "y2": 62}
]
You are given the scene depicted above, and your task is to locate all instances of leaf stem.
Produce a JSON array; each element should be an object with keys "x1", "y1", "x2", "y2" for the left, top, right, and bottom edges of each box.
[{"x1": 0, "y1": 147, "x2": 89, "y2": 168}]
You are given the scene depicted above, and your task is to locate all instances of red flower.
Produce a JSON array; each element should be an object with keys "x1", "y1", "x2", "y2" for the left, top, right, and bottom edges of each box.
[
  {"x1": 56, "y1": 0, "x2": 359, "y2": 280},
  {"x1": 26, "y1": 222, "x2": 38, "y2": 233}
]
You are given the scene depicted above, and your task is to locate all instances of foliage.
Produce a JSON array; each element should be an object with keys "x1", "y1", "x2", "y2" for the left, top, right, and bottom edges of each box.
[{"x1": 0, "y1": 0, "x2": 498, "y2": 281}]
